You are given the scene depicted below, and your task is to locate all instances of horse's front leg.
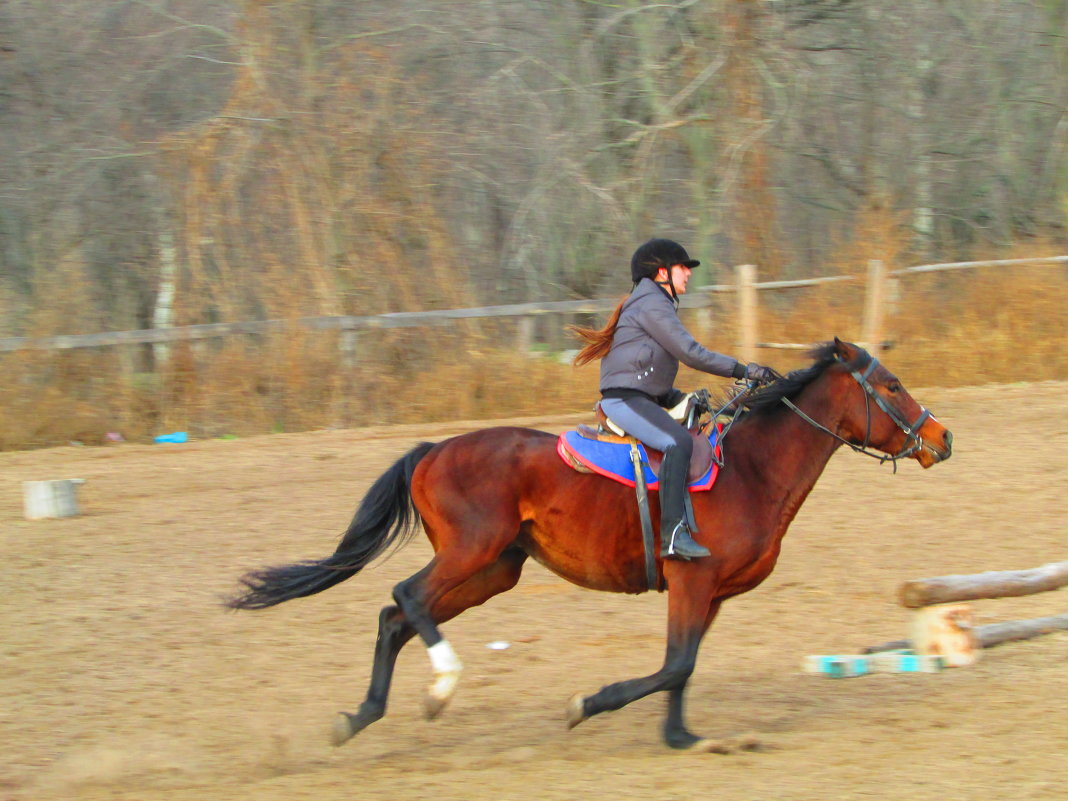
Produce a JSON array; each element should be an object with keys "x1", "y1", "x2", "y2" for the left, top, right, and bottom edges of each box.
[
  {"x1": 567, "y1": 573, "x2": 720, "y2": 750},
  {"x1": 565, "y1": 640, "x2": 700, "y2": 735},
  {"x1": 663, "y1": 599, "x2": 723, "y2": 749}
]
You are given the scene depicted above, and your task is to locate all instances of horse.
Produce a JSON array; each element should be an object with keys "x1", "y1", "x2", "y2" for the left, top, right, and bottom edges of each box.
[{"x1": 227, "y1": 338, "x2": 953, "y2": 751}]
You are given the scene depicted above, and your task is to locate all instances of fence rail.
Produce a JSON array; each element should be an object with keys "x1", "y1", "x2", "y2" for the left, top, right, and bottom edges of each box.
[
  {"x1": 2, "y1": 255, "x2": 1064, "y2": 354},
  {"x1": 893, "y1": 255, "x2": 1068, "y2": 275}
]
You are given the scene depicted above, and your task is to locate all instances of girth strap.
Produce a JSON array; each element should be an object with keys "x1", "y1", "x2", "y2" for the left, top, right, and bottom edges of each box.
[{"x1": 629, "y1": 443, "x2": 658, "y2": 591}]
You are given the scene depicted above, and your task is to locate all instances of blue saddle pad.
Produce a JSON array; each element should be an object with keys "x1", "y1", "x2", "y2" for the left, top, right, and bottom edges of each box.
[{"x1": 556, "y1": 425, "x2": 721, "y2": 491}]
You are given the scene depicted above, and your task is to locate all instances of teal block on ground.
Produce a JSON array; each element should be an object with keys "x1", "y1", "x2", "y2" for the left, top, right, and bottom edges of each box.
[
  {"x1": 804, "y1": 650, "x2": 944, "y2": 677},
  {"x1": 803, "y1": 655, "x2": 870, "y2": 678}
]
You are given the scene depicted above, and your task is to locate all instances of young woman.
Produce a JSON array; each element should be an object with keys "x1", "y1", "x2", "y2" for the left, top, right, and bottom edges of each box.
[{"x1": 572, "y1": 238, "x2": 775, "y2": 560}]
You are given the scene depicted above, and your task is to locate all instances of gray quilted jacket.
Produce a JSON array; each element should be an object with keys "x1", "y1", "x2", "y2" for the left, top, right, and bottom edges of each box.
[{"x1": 599, "y1": 278, "x2": 741, "y2": 403}]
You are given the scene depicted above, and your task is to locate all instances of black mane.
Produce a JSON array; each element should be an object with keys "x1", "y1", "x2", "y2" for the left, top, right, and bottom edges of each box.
[{"x1": 742, "y1": 341, "x2": 871, "y2": 414}]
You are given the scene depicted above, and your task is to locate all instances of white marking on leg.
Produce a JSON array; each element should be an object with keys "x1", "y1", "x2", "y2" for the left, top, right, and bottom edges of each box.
[
  {"x1": 429, "y1": 639, "x2": 462, "y2": 674},
  {"x1": 426, "y1": 640, "x2": 462, "y2": 711}
]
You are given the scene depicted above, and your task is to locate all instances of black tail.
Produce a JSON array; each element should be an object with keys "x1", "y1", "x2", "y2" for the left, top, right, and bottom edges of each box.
[{"x1": 227, "y1": 442, "x2": 436, "y2": 610}]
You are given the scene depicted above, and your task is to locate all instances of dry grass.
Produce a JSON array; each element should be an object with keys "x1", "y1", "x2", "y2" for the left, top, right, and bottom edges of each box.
[
  {"x1": 759, "y1": 267, "x2": 1068, "y2": 384},
  {"x1": 5, "y1": 35, "x2": 1064, "y2": 451},
  {"x1": 1, "y1": 259, "x2": 1065, "y2": 451}
]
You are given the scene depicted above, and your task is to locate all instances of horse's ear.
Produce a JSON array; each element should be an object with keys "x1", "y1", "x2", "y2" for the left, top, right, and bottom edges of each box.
[{"x1": 833, "y1": 337, "x2": 858, "y2": 363}]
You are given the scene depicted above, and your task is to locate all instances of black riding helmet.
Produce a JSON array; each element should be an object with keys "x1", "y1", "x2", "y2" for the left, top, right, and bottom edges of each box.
[{"x1": 629, "y1": 238, "x2": 700, "y2": 283}]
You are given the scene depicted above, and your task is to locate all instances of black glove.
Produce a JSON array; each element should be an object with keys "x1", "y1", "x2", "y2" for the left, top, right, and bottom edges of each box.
[{"x1": 745, "y1": 362, "x2": 776, "y2": 384}]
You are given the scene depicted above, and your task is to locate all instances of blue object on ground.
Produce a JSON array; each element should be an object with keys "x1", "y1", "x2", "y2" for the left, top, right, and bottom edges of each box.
[
  {"x1": 154, "y1": 432, "x2": 188, "y2": 444},
  {"x1": 804, "y1": 650, "x2": 944, "y2": 677}
]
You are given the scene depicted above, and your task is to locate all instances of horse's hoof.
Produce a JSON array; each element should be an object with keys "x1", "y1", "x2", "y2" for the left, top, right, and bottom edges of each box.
[
  {"x1": 565, "y1": 694, "x2": 586, "y2": 729},
  {"x1": 424, "y1": 693, "x2": 450, "y2": 720},
  {"x1": 331, "y1": 713, "x2": 356, "y2": 747},
  {"x1": 424, "y1": 669, "x2": 460, "y2": 720}
]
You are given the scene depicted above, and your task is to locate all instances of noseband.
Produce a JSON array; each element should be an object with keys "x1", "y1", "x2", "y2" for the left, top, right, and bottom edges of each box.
[{"x1": 780, "y1": 356, "x2": 931, "y2": 471}]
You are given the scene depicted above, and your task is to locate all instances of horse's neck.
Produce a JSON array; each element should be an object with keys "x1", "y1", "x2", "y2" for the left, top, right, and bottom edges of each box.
[{"x1": 730, "y1": 387, "x2": 843, "y2": 533}]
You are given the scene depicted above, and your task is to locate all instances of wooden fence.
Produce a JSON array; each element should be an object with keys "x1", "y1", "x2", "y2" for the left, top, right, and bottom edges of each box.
[{"x1": 2, "y1": 255, "x2": 1065, "y2": 357}]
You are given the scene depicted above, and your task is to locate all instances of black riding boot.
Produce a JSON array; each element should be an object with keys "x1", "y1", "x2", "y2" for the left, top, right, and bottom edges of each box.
[{"x1": 658, "y1": 444, "x2": 711, "y2": 561}]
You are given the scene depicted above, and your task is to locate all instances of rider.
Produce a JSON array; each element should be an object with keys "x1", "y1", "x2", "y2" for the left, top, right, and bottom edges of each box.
[{"x1": 572, "y1": 238, "x2": 775, "y2": 560}]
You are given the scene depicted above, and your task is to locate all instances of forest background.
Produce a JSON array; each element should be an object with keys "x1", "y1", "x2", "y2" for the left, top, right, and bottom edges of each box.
[{"x1": 1, "y1": 0, "x2": 1066, "y2": 450}]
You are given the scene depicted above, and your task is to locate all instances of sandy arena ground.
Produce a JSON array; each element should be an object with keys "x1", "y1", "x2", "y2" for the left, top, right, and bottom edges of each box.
[{"x1": 1, "y1": 381, "x2": 1066, "y2": 801}]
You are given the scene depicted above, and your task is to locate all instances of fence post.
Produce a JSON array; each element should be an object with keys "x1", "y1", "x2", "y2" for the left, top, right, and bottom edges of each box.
[
  {"x1": 515, "y1": 316, "x2": 534, "y2": 354},
  {"x1": 340, "y1": 330, "x2": 358, "y2": 368},
  {"x1": 862, "y1": 259, "x2": 887, "y2": 356},
  {"x1": 735, "y1": 264, "x2": 757, "y2": 364}
]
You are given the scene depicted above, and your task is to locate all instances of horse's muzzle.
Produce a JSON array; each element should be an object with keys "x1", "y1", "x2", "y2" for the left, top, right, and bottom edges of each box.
[{"x1": 921, "y1": 428, "x2": 953, "y2": 466}]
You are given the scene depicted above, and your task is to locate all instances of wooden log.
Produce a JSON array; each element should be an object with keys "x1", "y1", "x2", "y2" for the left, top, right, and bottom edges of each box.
[
  {"x1": 863, "y1": 613, "x2": 1068, "y2": 654},
  {"x1": 974, "y1": 614, "x2": 1068, "y2": 648},
  {"x1": 898, "y1": 561, "x2": 1068, "y2": 608}
]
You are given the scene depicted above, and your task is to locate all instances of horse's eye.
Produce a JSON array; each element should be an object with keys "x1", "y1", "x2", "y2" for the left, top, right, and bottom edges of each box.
[{"x1": 887, "y1": 382, "x2": 901, "y2": 394}]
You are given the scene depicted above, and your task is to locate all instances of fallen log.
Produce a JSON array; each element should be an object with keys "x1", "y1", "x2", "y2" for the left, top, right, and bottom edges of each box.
[
  {"x1": 973, "y1": 614, "x2": 1068, "y2": 648},
  {"x1": 898, "y1": 561, "x2": 1068, "y2": 608},
  {"x1": 863, "y1": 612, "x2": 1068, "y2": 654}
]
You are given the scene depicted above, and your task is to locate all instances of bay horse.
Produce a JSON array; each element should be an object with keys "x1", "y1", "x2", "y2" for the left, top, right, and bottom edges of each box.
[{"x1": 228, "y1": 338, "x2": 952, "y2": 751}]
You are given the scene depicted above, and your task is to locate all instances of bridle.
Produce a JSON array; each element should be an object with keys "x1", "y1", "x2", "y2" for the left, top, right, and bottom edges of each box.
[{"x1": 780, "y1": 355, "x2": 931, "y2": 472}]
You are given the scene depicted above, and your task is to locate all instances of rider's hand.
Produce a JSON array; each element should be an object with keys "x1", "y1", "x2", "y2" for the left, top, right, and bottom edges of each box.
[{"x1": 746, "y1": 363, "x2": 776, "y2": 384}]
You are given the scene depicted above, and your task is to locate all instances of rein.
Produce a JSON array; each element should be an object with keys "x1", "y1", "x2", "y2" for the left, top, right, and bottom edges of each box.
[
  {"x1": 780, "y1": 356, "x2": 931, "y2": 473},
  {"x1": 690, "y1": 383, "x2": 756, "y2": 468}
]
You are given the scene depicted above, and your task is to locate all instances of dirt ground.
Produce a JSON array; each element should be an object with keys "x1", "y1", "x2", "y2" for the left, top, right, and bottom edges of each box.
[{"x1": 2, "y1": 381, "x2": 1067, "y2": 801}]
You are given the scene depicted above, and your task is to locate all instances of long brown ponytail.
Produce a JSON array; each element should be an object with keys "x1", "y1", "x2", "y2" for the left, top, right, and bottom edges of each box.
[{"x1": 568, "y1": 296, "x2": 627, "y2": 366}]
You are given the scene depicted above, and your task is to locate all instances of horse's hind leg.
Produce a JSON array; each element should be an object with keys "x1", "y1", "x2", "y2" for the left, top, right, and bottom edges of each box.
[
  {"x1": 392, "y1": 561, "x2": 465, "y2": 717},
  {"x1": 396, "y1": 545, "x2": 530, "y2": 718},
  {"x1": 331, "y1": 604, "x2": 415, "y2": 745},
  {"x1": 333, "y1": 546, "x2": 528, "y2": 745}
]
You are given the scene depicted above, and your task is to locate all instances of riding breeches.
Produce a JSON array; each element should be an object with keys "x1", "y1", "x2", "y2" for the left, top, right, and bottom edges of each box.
[{"x1": 599, "y1": 395, "x2": 692, "y2": 460}]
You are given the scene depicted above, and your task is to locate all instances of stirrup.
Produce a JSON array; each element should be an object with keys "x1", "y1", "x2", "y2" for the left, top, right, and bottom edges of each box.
[{"x1": 660, "y1": 521, "x2": 711, "y2": 561}]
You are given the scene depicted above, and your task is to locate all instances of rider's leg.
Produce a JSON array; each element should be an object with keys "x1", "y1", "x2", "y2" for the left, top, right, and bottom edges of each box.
[
  {"x1": 598, "y1": 396, "x2": 710, "y2": 561},
  {"x1": 656, "y1": 440, "x2": 709, "y2": 559}
]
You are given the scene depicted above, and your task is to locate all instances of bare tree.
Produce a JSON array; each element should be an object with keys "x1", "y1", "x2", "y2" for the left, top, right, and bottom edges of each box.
[{"x1": 1, "y1": 0, "x2": 1065, "y2": 338}]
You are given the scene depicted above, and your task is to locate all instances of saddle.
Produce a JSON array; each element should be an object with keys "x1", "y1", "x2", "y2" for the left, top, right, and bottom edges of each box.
[{"x1": 558, "y1": 394, "x2": 721, "y2": 490}]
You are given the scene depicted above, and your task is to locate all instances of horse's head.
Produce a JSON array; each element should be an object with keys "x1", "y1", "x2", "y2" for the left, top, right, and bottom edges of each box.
[{"x1": 827, "y1": 337, "x2": 952, "y2": 468}]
